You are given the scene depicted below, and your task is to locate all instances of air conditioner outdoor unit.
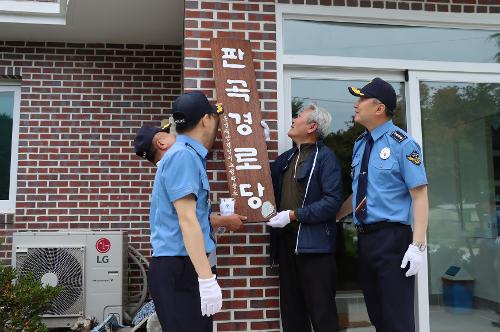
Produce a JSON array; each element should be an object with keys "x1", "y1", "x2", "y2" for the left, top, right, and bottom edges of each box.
[{"x1": 12, "y1": 231, "x2": 128, "y2": 328}]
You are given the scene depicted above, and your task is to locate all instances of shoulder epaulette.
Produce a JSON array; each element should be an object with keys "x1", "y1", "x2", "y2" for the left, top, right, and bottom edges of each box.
[
  {"x1": 390, "y1": 130, "x2": 407, "y2": 143},
  {"x1": 355, "y1": 131, "x2": 367, "y2": 142}
]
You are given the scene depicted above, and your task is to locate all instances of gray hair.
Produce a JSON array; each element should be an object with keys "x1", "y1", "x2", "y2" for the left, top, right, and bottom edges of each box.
[
  {"x1": 303, "y1": 102, "x2": 332, "y2": 140},
  {"x1": 372, "y1": 97, "x2": 394, "y2": 117},
  {"x1": 168, "y1": 116, "x2": 177, "y2": 135}
]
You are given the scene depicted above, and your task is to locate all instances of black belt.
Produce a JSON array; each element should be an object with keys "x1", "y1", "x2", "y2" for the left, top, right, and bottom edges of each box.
[{"x1": 355, "y1": 221, "x2": 408, "y2": 234}]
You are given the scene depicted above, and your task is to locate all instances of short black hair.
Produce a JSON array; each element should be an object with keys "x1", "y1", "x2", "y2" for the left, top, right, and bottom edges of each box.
[{"x1": 176, "y1": 113, "x2": 218, "y2": 134}]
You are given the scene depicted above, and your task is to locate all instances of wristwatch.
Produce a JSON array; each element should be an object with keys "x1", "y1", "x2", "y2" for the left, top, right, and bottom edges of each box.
[{"x1": 412, "y1": 241, "x2": 427, "y2": 252}]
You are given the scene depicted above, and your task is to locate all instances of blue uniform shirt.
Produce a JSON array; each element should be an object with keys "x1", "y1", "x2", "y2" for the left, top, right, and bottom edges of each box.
[
  {"x1": 149, "y1": 134, "x2": 216, "y2": 257},
  {"x1": 351, "y1": 120, "x2": 428, "y2": 225}
]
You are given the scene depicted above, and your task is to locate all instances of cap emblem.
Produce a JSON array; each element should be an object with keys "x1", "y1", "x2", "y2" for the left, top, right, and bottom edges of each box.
[
  {"x1": 216, "y1": 103, "x2": 224, "y2": 114},
  {"x1": 161, "y1": 122, "x2": 171, "y2": 130},
  {"x1": 351, "y1": 87, "x2": 364, "y2": 96}
]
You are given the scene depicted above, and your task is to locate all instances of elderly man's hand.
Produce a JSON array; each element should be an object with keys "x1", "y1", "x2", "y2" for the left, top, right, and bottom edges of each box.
[
  {"x1": 218, "y1": 214, "x2": 246, "y2": 231},
  {"x1": 267, "y1": 210, "x2": 291, "y2": 228},
  {"x1": 261, "y1": 120, "x2": 270, "y2": 142}
]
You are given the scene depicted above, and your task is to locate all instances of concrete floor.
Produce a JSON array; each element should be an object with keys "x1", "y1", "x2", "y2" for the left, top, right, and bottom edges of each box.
[
  {"x1": 342, "y1": 306, "x2": 500, "y2": 331},
  {"x1": 428, "y1": 306, "x2": 500, "y2": 332}
]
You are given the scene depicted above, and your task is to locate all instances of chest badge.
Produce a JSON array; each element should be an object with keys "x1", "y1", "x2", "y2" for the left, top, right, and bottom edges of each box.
[{"x1": 380, "y1": 147, "x2": 391, "y2": 160}]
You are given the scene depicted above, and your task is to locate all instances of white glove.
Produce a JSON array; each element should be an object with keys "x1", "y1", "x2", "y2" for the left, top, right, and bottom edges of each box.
[
  {"x1": 198, "y1": 275, "x2": 223, "y2": 316},
  {"x1": 267, "y1": 210, "x2": 291, "y2": 228},
  {"x1": 261, "y1": 120, "x2": 270, "y2": 142},
  {"x1": 400, "y1": 244, "x2": 424, "y2": 277}
]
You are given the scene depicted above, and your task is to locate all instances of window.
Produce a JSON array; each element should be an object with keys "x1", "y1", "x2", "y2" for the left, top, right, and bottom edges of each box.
[
  {"x1": 0, "y1": 84, "x2": 20, "y2": 213},
  {"x1": 419, "y1": 78, "x2": 500, "y2": 330},
  {"x1": 284, "y1": 20, "x2": 500, "y2": 63},
  {"x1": 0, "y1": 0, "x2": 68, "y2": 25}
]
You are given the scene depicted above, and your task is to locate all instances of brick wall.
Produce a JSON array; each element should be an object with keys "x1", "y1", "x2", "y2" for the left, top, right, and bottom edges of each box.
[
  {"x1": 183, "y1": 1, "x2": 280, "y2": 331},
  {"x1": 0, "y1": 41, "x2": 182, "y2": 299}
]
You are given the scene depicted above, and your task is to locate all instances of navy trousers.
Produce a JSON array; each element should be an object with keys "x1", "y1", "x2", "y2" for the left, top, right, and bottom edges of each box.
[
  {"x1": 148, "y1": 256, "x2": 213, "y2": 332},
  {"x1": 358, "y1": 224, "x2": 415, "y2": 332}
]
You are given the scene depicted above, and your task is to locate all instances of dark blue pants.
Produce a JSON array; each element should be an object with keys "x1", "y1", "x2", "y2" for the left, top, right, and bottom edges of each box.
[
  {"x1": 278, "y1": 229, "x2": 339, "y2": 332},
  {"x1": 358, "y1": 224, "x2": 415, "y2": 332},
  {"x1": 148, "y1": 256, "x2": 213, "y2": 332}
]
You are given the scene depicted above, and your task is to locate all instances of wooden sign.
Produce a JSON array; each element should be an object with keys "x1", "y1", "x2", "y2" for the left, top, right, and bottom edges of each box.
[{"x1": 211, "y1": 38, "x2": 276, "y2": 222}]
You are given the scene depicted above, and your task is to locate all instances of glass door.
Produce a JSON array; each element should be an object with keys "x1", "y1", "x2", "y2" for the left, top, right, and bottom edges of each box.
[
  {"x1": 283, "y1": 69, "x2": 406, "y2": 331},
  {"x1": 409, "y1": 71, "x2": 500, "y2": 332}
]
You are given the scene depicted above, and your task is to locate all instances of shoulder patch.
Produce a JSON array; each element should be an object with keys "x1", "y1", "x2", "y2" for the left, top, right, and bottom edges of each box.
[
  {"x1": 355, "y1": 131, "x2": 367, "y2": 142},
  {"x1": 406, "y1": 150, "x2": 422, "y2": 165},
  {"x1": 390, "y1": 130, "x2": 407, "y2": 143}
]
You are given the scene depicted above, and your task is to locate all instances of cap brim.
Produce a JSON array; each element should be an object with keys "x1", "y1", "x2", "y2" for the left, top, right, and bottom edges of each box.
[{"x1": 348, "y1": 86, "x2": 367, "y2": 97}]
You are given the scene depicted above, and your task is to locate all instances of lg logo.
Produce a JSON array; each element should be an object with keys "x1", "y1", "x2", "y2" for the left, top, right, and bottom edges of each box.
[
  {"x1": 96, "y1": 238, "x2": 111, "y2": 253},
  {"x1": 96, "y1": 238, "x2": 111, "y2": 264}
]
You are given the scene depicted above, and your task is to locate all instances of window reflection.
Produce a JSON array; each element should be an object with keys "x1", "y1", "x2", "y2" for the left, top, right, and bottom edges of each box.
[
  {"x1": 0, "y1": 91, "x2": 14, "y2": 200},
  {"x1": 284, "y1": 20, "x2": 500, "y2": 64},
  {"x1": 421, "y1": 81, "x2": 500, "y2": 331}
]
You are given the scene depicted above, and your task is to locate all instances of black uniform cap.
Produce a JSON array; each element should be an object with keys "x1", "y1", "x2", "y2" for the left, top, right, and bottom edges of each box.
[
  {"x1": 348, "y1": 77, "x2": 397, "y2": 112},
  {"x1": 134, "y1": 123, "x2": 170, "y2": 163}
]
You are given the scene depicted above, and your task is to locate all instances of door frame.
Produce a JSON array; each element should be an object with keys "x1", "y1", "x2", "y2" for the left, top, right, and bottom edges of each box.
[
  {"x1": 280, "y1": 68, "x2": 500, "y2": 331},
  {"x1": 282, "y1": 68, "x2": 430, "y2": 330}
]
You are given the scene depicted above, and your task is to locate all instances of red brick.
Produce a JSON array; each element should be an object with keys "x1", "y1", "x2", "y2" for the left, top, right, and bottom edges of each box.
[
  {"x1": 386, "y1": 1, "x2": 397, "y2": 8},
  {"x1": 216, "y1": 322, "x2": 248, "y2": 331},
  {"x1": 424, "y1": 3, "x2": 437, "y2": 10},
  {"x1": 233, "y1": 289, "x2": 264, "y2": 298},
  {"x1": 232, "y1": 22, "x2": 261, "y2": 30},
  {"x1": 437, "y1": 3, "x2": 450, "y2": 10},
  {"x1": 232, "y1": 3, "x2": 260, "y2": 11},
  {"x1": 201, "y1": 21, "x2": 230, "y2": 29},
  {"x1": 398, "y1": 1, "x2": 410, "y2": 9},
  {"x1": 250, "y1": 277, "x2": 279, "y2": 287},
  {"x1": 250, "y1": 320, "x2": 281, "y2": 330},
  {"x1": 218, "y1": 12, "x2": 246, "y2": 20},
  {"x1": 217, "y1": 31, "x2": 246, "y2": 39},
  {"x1": 234, "y1": 309, "x2": 264, "y2": 320},
  {"x1": 222, "y1": 299, "x2": 248, "y2": 310},
  {"x1": 186, "y1": 10, "x2": 214, "y2": 19},
  {"x1": 201, "y1": 1, "x2": 229, "y2": 10},
  {"x1": 184, "y1": 30, "x2": 213, "y2": 39},
  {"x1": 251, "y1": 298, "x2": 279, "y2": 309}
]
